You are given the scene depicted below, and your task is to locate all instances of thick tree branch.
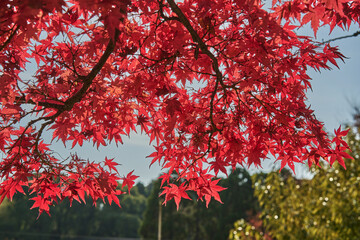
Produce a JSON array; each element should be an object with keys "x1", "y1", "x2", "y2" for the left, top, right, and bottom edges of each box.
[
  {"x1": 12, "y1": 30, "x2": 120, "y2": 153},
  {"x1": 15, "y1": 96, "x2": 65, "y2": 109},
  {"x1": 62, "y1": 30, "x2": 120, "y2": 112},
  {"x1": 17, "y1": 30, "x2": 119, "y2": 113}
]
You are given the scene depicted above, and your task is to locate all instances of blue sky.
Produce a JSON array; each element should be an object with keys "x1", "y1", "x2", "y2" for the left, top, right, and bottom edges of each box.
[
  {"x1": 20, "y1": 21, "x2": 360, "y2": 185},
  {"x1": 305, "y1": 25, "x2": 360, "y2": 131},
  {"x1": 77, "y1": 24, "x2": 360, "y2": 184}
]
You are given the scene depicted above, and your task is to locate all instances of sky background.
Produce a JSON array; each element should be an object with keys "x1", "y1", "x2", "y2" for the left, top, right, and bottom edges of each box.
[
  {"x1": 305, "y1": 25, "x2": 360, "y2": 132},
  {"x1": 71, "y1": 24, "x2": 360, "y2": 184},
  {"x1": 20, "y1": 18, "x2": 360, "y2": 185}
]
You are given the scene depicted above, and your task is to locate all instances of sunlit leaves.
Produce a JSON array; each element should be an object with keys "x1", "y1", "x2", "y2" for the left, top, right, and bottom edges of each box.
[
  {"x1": 250, "y1": 126, "x2": 360, "y2": 239},
  {"x1": 0, "y1": 0, "x2": 358, "y2": 214},
  {"x1": 121, "y1": 170, "x2": 139, "y2": 194}
]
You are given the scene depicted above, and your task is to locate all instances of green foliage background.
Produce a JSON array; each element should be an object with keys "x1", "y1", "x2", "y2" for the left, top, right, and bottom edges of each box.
[
  {"x1": 0, "y1": 183, "x2": 150, "y2": 240},
  {"x1": 230, "y1": 126, "x2": 360, "y2": 240},
  {"x1": 140, "y1": 168, "x2": 257, "y2": 240},
  {"x1": 0, "y1": 168, "x2": 258, "y2": 240}
]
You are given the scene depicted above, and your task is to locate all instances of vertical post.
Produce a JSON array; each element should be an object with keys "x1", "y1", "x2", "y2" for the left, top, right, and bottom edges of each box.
[{"x1": 158, "y1": 200, "x2": 162, "y2": 240}]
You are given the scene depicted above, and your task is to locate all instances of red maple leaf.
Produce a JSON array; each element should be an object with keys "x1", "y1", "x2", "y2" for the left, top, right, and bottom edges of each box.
[
  {"x1": 121, "y1": 170, "x2": 139, "y2": 194},
  {"x1": 104, "y1": 157, "x2": 119, "y2": 173},
  {"x1": 160, "y1": 182, "x2": 191, "y2": 210}
]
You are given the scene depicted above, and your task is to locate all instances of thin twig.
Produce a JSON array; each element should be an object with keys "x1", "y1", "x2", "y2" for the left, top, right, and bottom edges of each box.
[{"x1": 320, "y1": 30, "x2": 360, "y2": 45}]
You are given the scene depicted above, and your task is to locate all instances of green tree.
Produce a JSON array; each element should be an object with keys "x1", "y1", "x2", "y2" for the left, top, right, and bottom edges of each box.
[
  {"x1": 0, "y1": 182, "x2": 149, "y2": 239},
  {"x1": 229, "y1": 219, "x2": 268, "y2": 240},
  {"x1": 140, "y1": 168, "x2": 257, "y2": 240},
  {"x1": 140, "y1": 179, "x2": 189, "y2": 240},
  {"x1": 0, "y1": 190, "x2": 56, "y2": 240},
  {"x1": 92, "y1": 183, "x2": 148, "y2": 238},
  {"x1": 203, "y1": 168, "x2": 258, "y2": 239},
  {"x1": 230, "y1": 126, "x2": 360, "y2": 240}
]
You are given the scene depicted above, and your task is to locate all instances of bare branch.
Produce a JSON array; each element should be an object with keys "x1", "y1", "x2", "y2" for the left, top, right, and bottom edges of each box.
[{"x1": 320, "y1": 30, "x2": 360, "y2": 45}]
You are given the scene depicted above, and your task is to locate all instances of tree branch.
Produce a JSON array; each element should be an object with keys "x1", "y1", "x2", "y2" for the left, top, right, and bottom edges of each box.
[
  {"x1": 166, "y1": 0, "x2": 224, "y2": 131},
  {"x1": 321, "y1": 30, "x2": 360, "y2": 45},
  {"x1": 0, "y1": 25, "x2": 19, "y2": 52},
  {"x1": 62, "y1": 30, "x2": 120, "y2": 112},
  {"x1": 18, "y1": 30, "x2": 120, "y2": 112},
  {"x1": 11, "y1": 30, "x2": 121, "y2": 154}
]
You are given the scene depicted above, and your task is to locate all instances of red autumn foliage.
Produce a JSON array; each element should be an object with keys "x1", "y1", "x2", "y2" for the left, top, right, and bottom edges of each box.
[{"x1": 0, "y1": 0, "x2": 359, "y2": 214}]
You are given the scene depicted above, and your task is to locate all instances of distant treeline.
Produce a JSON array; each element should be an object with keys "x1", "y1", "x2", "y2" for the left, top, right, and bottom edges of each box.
[
  {"x1": 0, "y1": 168, "x2": 257, "y2": 240},
  {"x1": 4, "y1": 125, "x2": 360, "y2": 240}
]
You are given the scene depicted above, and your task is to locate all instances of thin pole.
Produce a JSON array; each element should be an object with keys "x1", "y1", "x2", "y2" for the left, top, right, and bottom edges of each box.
[{"x1": 158, "y1": 201, "x2": 162, "y2": 240}]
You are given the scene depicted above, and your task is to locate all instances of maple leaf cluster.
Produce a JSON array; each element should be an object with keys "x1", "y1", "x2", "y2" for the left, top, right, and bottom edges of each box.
[{"x1": 0, "y1": 0, "x2": 359, "y2": 213}]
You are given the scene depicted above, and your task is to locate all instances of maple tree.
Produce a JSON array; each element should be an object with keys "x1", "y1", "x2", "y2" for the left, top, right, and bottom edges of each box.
[{"x1": 0, "y1": 0, "x2": 359, "y2": 215}]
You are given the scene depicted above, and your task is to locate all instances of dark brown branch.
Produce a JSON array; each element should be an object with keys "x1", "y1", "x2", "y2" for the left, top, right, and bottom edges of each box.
[
  {"x1": 15, "y1": 96, "x2": 65, "y2": 109},
  {"x1": 0, "y1": 25, "x2": 19, "y2": 52},
  {"x1": 12, "y1": 30, "x2": 120, "y2": 154},
  {"x1": 62, "y1": 30, "x2": 120, "y2": 112},
  {"x1": 18, "y1": 30, "x2": 119, "y2": 112},
  {"x1": 165, "y1": 0, "x2": 229, "y2": 178},
  {"x1": 321, "y1": 30, "x2": 360, "y2": 45},
  {"x1": 166, "y1": 0, "x2": 223, "y2": 83},
  {"x1": 166, "y1": 0, "x2": 224, "y2": 131}
]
